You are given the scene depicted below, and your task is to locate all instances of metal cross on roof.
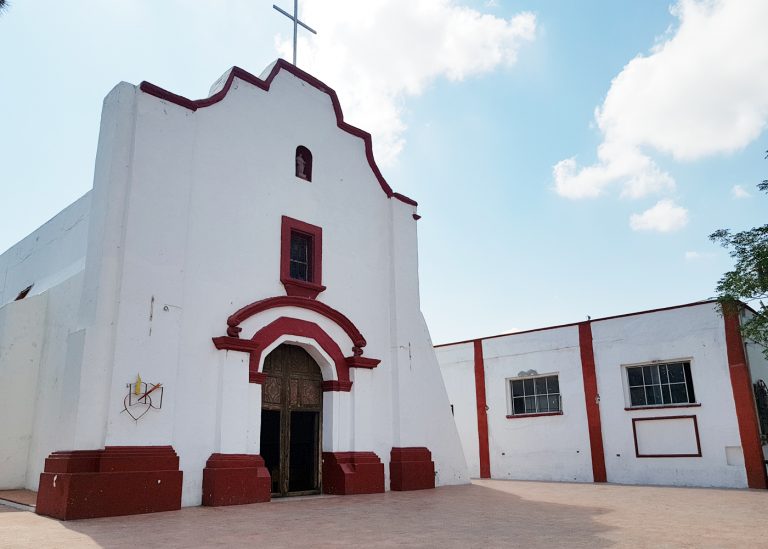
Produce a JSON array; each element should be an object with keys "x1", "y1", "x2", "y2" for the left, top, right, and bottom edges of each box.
[{"x1": 273, "y1": 0, "x2": 317, "y2": 67}]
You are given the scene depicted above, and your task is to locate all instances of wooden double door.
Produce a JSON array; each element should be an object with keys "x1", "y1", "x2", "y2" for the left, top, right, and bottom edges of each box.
[{"x1": 260, "y1": 345, "x2": 323, "y2": 496}]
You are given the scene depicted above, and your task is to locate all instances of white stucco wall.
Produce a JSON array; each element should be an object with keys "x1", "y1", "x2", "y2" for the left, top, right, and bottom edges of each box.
[
  {"x1": 0, "y1": 191, "x2": 90, "y2": 489},
  {"x1": 438, "y1": 303, "x2": 759, "y2": 489},
  {"x1": 435, "y1": 342, "x2": 479, "y2": 476},
  {"x1": 482, "y1": 327, "x2": 594, "y2": 482},
  {"x1": 0, "y1": 63, "x2": 468, "y2": 503},
  {"x1": 0, "y1": 192, "x2": 89, "y2": 306},
  {"x1": 591, "y1": 304, "x2": 746, "y2": 488}
]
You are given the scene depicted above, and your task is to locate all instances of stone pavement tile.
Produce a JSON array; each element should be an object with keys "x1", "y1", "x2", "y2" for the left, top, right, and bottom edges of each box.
[{"x1": 0, "y1": 480, "x2": 764, "y2": 548}]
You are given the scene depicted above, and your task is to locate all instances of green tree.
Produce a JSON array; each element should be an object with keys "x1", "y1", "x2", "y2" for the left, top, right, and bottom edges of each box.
[{"x1": 710, "y1": 151, "x2": 768, "y2": 357}]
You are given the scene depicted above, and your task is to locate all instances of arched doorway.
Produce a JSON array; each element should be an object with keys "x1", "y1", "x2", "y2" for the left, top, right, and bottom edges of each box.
[{"x1": 260, "y1": 345, "x2": 323, "y2": 496}]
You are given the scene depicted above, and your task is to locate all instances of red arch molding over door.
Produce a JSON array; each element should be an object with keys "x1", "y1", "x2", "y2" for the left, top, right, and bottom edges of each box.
[{"x1": 214, "y1": 312, "x2": 380, "y2": 391}]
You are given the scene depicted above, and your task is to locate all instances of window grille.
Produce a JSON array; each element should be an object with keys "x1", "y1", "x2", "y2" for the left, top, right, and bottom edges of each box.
[
  {"x1": 289, "y1": 231, "x2": 312, "y2": 281},
  {"x1": 509, "y1": 374, "x2": 561, "y2": 416},
  {"x1": 627, "y1": 362, "x2": 696, "y2": 407}
]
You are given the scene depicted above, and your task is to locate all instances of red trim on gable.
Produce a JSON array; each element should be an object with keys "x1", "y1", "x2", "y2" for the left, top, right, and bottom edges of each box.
[
  {"x1": 139, "y1": 59, "x2": 417, "y2": 208},
  {"x1": 723, "y1": 308, "x2": 768, "y2": 489},
  {"x1": 578, "y1": 322, "x2": 607, "y2": 483},
  {"x1": 631, "y1": 415, "x2": 702, "y2": 458},
  {"x1": 473, "y1": 340, "x2": 491, "y2": 479},
  {"x1": 280, "y1": 216, "x2": 325, "y2": 299},
  {"x1": 225, "y1": 296, "x2": 367, "y2": 354}
]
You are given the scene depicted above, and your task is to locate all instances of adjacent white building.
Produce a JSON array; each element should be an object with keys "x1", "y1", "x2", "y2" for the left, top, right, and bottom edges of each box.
[
  {"x1": 0, "y1": 59, "x2": 468, "y2": 519},
  {"x1": 437, "y1": 302, "x2": 768, "y2": 489}
]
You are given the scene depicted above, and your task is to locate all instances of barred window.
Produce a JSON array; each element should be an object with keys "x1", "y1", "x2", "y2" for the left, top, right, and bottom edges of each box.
[
  {"x1": 289, "y1": 231, "x2": 313, "y2": 282},
  {"x1": 509, "y1": 374, "x2": 561, "y2": 416},
  {"x1": 627, "y1": 362, "x2": 696, "y2": 407}
]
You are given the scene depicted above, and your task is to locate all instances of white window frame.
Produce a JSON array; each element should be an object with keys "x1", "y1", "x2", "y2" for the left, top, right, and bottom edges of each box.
[
  {"x1": 505, "y1": 372, "x2": 563, "y2": 416},
  {"x1": 620, "y1": 357, "x2": 698, "y2": 409}
]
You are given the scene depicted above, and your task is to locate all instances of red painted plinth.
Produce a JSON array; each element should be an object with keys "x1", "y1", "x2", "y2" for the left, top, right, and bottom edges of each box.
[
  {"x1": 390, "y1": 447, "x2": 435, "y2": 491},
  {"x1": 202, "y1": 453, "x2": 271, "y2": 506},
  {"x1": 322, "y1": 452, "x2": 385, "y2": 495},
  {"x1": 36, "y1": 446, "x2": 183, "y2": 520}
]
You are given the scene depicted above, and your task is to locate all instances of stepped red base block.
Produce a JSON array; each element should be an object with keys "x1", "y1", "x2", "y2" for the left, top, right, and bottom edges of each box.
[
  {"x1": 36, "y1": 446, "x2": 183, "y2": 520},
  {"x1": 322, "y1": 452, "x2": 385, "y2": 495},
  {"x1": 390, "y1": 447, "x2": 435, "y2": 491},
  {"x1": 202, "y1": 453, "x2": 271, "y2": 506}
]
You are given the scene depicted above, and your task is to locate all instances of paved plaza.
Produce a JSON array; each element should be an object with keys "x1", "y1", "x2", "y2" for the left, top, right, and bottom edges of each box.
[{"x1": 1, "y1": 479, "x2": 765, "y2": 548}]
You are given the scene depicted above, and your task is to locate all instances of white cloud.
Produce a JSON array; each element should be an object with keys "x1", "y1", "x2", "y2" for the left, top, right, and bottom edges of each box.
[
  {"x1": 731, "y1": 184, "x2": 751, "y2": 199},
  {"x1": 275, "y1": 0, "x2": 536, "y2": 165},
  {"x1": 629, "y1": 199, "x2": 689, "y2": 233},
  {"x1": 554, "y1": 0, "x2": 768, "y2": 200}
]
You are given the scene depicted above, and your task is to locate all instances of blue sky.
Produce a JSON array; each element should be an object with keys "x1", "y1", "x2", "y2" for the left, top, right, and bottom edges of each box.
[{"x1": 1, "y1": 1, "x2": 766, "y2": 344}]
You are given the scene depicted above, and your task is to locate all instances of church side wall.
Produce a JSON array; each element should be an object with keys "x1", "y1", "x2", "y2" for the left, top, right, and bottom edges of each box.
[
  {"x1": 0, "y1": 294, "x2": 47, "y2": 488},
  {"x1": 0, "y1": 192, "x2": 90, "y2": 307},
  {"x1": 388, "y1": 201, "x2": 468, "y2": 486},
  {"x1": 24, "y1": 273, "x2": 86, "y2": 489},
  {"x1": 434, "y1": 342, "x2": 479, "y2": 476}
]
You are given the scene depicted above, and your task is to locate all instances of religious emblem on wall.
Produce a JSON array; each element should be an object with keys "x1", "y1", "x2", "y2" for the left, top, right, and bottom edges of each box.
[{"x1": 122, "y1": 374, "x2": 164, "y2": 421}]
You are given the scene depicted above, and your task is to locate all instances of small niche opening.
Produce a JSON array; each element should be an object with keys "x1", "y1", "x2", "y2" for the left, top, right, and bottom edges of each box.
[{"x1": 295, "y1": 146, "x2": 313, "y2": 181}]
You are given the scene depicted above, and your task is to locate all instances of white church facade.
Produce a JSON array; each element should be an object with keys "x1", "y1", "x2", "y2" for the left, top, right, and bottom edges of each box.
[
  {"x1": 437, "y1": 301, "x2": 768, "y2": 490},
  {"x1": 0, "y1": 60, "x2": 468, "y2": 519}
]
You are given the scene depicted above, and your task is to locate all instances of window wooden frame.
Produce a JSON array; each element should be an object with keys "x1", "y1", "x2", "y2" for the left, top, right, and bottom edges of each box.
[{"x1": 280, "y1": 216, "x2": 325, "y2": 299}]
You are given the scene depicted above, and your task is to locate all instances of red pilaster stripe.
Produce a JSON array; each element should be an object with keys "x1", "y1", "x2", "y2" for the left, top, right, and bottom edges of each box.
[
  {"x1": 578, "y1": 322, "x2": 607, "y2": 483},
  {"x1": 723, "y1": 308, "x2": 768, "y2": 489},
  {"x1": 473, "y1": 339, "x2": 491, "y2": 479}
]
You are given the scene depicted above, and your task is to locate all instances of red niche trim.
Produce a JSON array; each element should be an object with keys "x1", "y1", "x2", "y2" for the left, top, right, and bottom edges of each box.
[
  {"x1": 280, "y1": 216, "x2": 326, "y2": 299},
  {"x1": 139, "y1": 60, "x2": 417, "y2": 208},
  {"x1": 249, "y1": 317, "x2": 351, "y2": 387},
  {"x1": 412, "y1": 214, "x2": 422, "y2": 221},
  {"x1": 226, "y1": 295, "x2": 367, "y2": 352},
  {"x1": 624, "y1": 404, "x2": 701, "y2": 411},
  {"x1": 345, "y1": 356, "x2": 381, "y2": 369},
  {"x1": 723, "y1": 309, "x2": 768, "y2": 489},
  {"x1": 506, "y1": 411, "x2": 564, "y2": 419},
  {"x1": 322, "y1": 452, "x2": 384, "y2": 495},
  {"x1": 36, "y1": 446, "x2": 182, "y2": 520},
  {"x1": 473, "y1": 340, "x2": 491, "y2": 479},
  {"x1": 390, "y1": 447, "x2": 435, "y2": 491},
  {"x1": 578, "y1": 322, "x2": 607, "y2": 483},
  {"x1": 631, "y1": 415, "x2": 702, "y2": 458},
  {"x1": 202, "y1": 453, "x2": 271, "y2": 506}
]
